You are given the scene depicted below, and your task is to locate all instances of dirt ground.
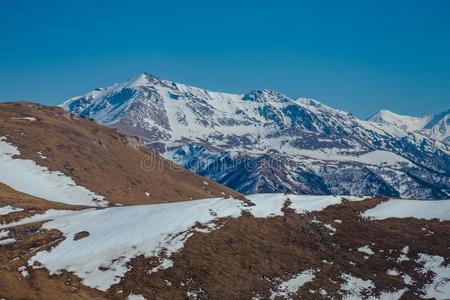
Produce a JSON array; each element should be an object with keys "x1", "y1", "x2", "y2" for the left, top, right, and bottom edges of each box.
[{"x1": 2, "y1": 197, "x2": 449, "y2": 299}]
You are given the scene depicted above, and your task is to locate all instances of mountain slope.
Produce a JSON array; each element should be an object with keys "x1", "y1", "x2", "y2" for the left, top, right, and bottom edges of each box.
[
  {"x1": 0, "y1": 102, "x2": 242, "y2": 205},
  {"x1": 61, "y1": 73, "x2": 450, "y2": 199},
  {"x1": 424, "y1": 109, "x2": 450, "y2": 144},
  {"x1": 2, "y1": 192, "x2": 450, "y2": 299},
  {"x1": 369, "y1": 109, "x2": 450, "y2": 145}
]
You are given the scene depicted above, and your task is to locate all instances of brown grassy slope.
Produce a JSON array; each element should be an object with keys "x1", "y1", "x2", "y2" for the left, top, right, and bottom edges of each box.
[
  {"x1": 0, "y1": 102, "x2": 242, "y2": 205},
  {"x1": 107, "y1": 198, "x2": 450, "y2": 299},
  {"x1": 0, "y1": 183, "x2": 105, "y2": 299},
  {"x1": 2, "y1": 196, "x2": 450, "y2": 299},
  {"x1": 0, "y1": 221, "x2": 106, "y2": 300}
]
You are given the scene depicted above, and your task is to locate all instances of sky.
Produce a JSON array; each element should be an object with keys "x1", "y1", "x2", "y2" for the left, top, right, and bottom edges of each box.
[{"x1": 1, "y1": 0, "x2": 449, "y2": 118}]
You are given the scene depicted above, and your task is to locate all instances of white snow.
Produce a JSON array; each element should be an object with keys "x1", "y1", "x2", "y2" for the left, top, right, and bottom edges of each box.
[
  {"x1": 126, "y1": 294, "x2": 146, "y2": 300},
  {"x1": 401, "y1": 246, "x2": 409, "y2": 254},
  {"x1": 0, "y1": 238, "x2": 16, "y2": 245},
  {"x1": 0, "y1": 137, "x2": 107, "y2": 207},
  {"x1": 0, "y1": 205, "x2": 24, "y2": 216},
  {"x1": 245, "y1": 194, "x2": 366, "y2": 217},
  {"x1": 26, "y1": 197, "x2": 245, "y2": 291},
  {"x1": 18, "y1": 266, "x2": 29, "y2": 278},
  {"x1": 357, "y1": 245, "x2": 375, "y2": 256},
  {"x1": 14, "y1": 117, "x2": 37, "y2": 122},
  {"x1": 397, "y1": 246, "x2": 410, "y2": 262},
  {"x1": 416, "y1": 253, "x2": 450, "y2": 299},
  {"x1": 59, "y1": 72, "x2": 450, "y2": 204},
  {"x1": 367, "y1": 108, "x2": 450, "y2": 147},
  {"x1": 340, "y1": 274, "x2": 374, "y2": 299},
  {"x1": 324, "y1": 223, "x2": 337, "y2": 233},
  {"x1": 244, "y1": 194, "x2": 287, "y2": 217},
  {"x1": 0, "y1": 209, "x2": 84, "y2": 229},
  {"x1": 386, "y1": 269, "x2": 399, "y2": 276},
  {"x1": 270, "y1": 269, "x2": 316, "y2": 299},
  {"x1": 368, "y1": 110, "x2": 432, "y2": 132},
  {"x1": 292, "y1": 149, "x2": 413, "y2": 167},
  {"x1": 362, "y1": 199, "x2": 450, "y2": 220},
  {"x1": 36, "y1": 151, "x2": 47, "y2": 160},
  {"x1": 402, "y1": 273, "x2": 414, "y2": 285},
  {"x1": 0, "y1": 230, "x2": 9, "y2": 239},
  {"x1": 0, "y1": 193, "x2": 364, "y2": 291},
  {"x1": 340, "y1": 273, "x2": 406, "y2": 299},
  {"x1": 289, "y1": 194, "x2": 358, "y2": 213}
]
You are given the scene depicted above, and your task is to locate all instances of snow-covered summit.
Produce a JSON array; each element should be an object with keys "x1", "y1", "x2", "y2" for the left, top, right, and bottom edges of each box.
[
  {"x1": 368, "y1": 109, "x2": 449, "y2": 145},
  {"x1": 61, "y1": 73, "x2": 450, "y2": 199},
  {"x1": 368, "y1": 109, "x2": 432, "y2": 131}
]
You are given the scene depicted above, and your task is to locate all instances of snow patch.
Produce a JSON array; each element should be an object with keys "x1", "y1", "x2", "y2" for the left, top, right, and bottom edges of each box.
[
  {"x1": 18, "y1": 266, "x2": 29, "y2": 278},
  {"x1": 324, "y1": 223, "x2": 337, "y2": 233},
  {"x1": 397, "y1": 245, "x2": 410, "y2": 262},
  {"x1": 416, "y1": 253, "x2": 450, "y2": 299},
  {"x1": 386, "y1": 269, "x2": 399, "y2": 276},
  {"x1": 37, "y1": 151, "x2": 47, "y2": 160},
  {"x1": 14, "y1": 117, "x2": 37, "y2": 122},
  {"x1": 362, "y1": 199, "x2": 450, "y2": 221},
  {"x1": 0, "y1": 209, "x2": 84, "y2": 229},
  {"x1": 0, "y1": 137, "x2": 107, "y2": 207},
  {"x1": 357, "y1": 245, "x2": 375, "y2": 256},
  {"x1": 245, "y1": 194, "x2": 366, "y2": 218},
  {"x1": 270, "y1": 269, "x2": 316, "y2": 299},
  {"x1": 340, "y1": 273, "x2": 406, "y2": 299},
  {"x1": 0, "y1": 238, "x2": 16, "y2": 245},
  {"x1": 126, "y1": 294, "x2": 146, "y2": 300},
  {"x1": 0, "y1": 230, "x2": 9, "y2": 239},
  {"x1": 0, "y1": 205, "x2": 24, "y2": 216},
  {"x1": 26, "y1": 198, "x2": 245, "y2": 291}
]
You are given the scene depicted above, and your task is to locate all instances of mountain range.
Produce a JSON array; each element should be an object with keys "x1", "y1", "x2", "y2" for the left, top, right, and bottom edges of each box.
[{"x1": 61, "y1": 73, "x2": 450, "y2": 199}]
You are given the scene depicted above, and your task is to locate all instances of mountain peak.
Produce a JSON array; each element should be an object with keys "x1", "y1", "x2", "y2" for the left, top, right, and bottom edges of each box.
[
  {"x1": 127, "y1": 72, "x2": 162, "y2": 88},
  {"x1": 242, "y1": 89, "x2": 290, "y2": 103},
  {"x1": 60, "y1": 73, "x2": 450, "y2": 200},
  {"x1": 297, "y1": 97, "x2": 349, "y2": 116},
  {"x1": 368, "y1": 109, "x2": 432, "y2": 131}
]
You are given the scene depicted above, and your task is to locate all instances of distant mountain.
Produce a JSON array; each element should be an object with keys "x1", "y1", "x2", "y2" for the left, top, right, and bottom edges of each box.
[
  {"x1": 61, "y1": 73, "x2": 450, "y2": 199},
  {"x1": 369, "y1": 109, "x2": 450, "y2": 145},
  {"x1": 368, "y1": 110, "x2": 433, "y2": 131}
]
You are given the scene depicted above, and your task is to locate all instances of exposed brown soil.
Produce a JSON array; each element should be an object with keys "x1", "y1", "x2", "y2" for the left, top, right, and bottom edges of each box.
[
  {"x1": 0, "y1": 220, "x2": 106, "y2": 300},
  {"x1": 0, "y1": 183, "x2": 104, "y2": 299},
  {"x1": 2, "y1": 189, "x2": 449, "y2": 299},
  {"x1": 105, "y1": 198, "x2": 450, "y2": 299},
  {"x1": 0, "y1": 102, "x2": 243, "y2": 205},
  {"x1": 73, "y1": 231, "x2": 90, "y2": 241}
]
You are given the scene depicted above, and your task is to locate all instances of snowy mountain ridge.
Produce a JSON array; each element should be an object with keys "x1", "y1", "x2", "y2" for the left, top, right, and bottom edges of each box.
[
  {"x1": 61, "y1": 73, "x2": 450, "y2": 199},
  {"x1": 368, "y1": 109, "x2": 450, "y2": 145}
]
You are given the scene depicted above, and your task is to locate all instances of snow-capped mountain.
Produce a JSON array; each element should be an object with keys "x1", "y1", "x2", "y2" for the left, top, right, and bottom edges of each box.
[
  {"x1": 61, "y1": 73, "x2": 450, "y2": 199},
  {"x1": 368, "y1": 110, "x2": 433, "y2": 132},
  {"x1": 369, "y1": 109, "x2": 450, "y2": 145}
]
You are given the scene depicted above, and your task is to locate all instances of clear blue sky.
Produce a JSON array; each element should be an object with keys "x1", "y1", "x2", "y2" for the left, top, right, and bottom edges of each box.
[{"x1": 1, "y1": 0, "x2": 449, "y2": 118}]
